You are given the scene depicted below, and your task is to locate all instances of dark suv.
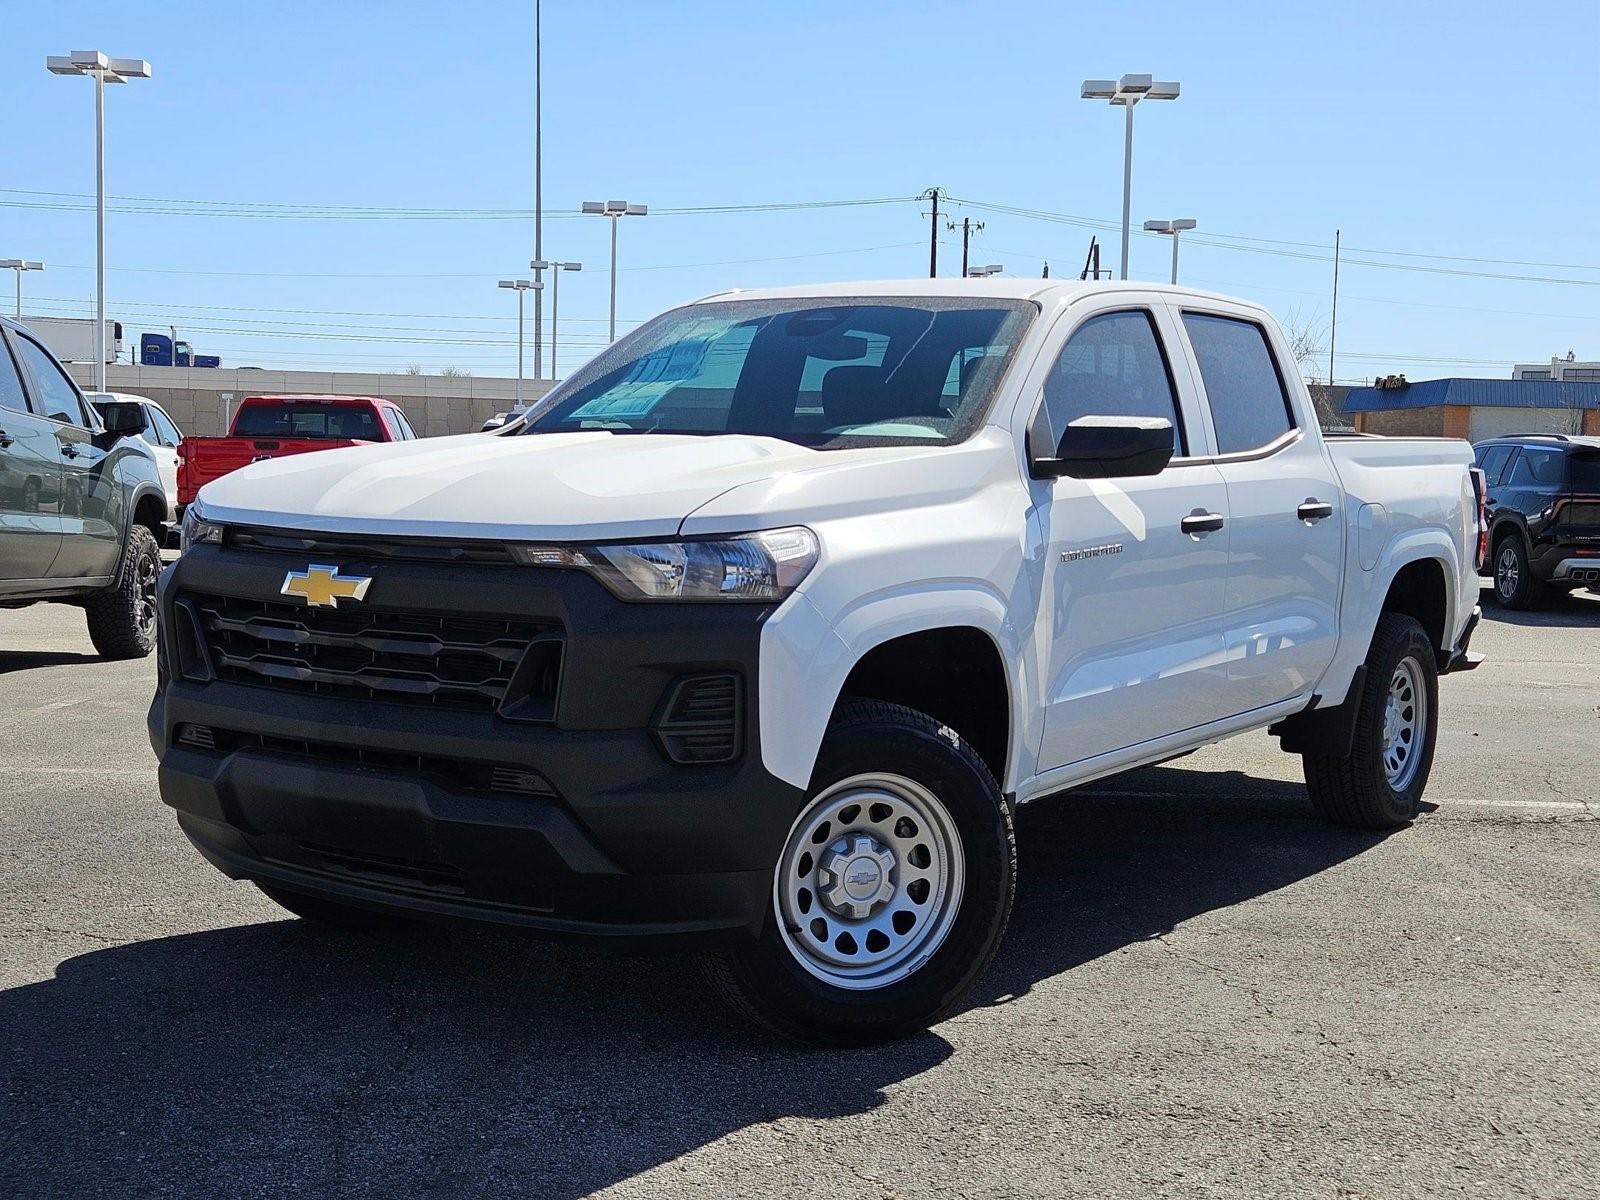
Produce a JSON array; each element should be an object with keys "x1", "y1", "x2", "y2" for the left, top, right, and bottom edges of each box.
[
  {"x1": 0, "y1": 315, "x2": 168, "y2": 657},
  {"x1": 1474, "y1": 433, "x2": 1600, "y2": 608}
]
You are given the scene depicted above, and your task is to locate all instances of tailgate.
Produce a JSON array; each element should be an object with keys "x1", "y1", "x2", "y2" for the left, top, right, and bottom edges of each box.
[{"x1": 178, "y1": 437, "x2": 365, "y2": 504}]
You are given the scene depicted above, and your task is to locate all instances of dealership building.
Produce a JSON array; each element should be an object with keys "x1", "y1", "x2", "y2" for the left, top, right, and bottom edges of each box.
[{"x1": 1343, "y1": 377, "x2": 1600, "y2": 441}]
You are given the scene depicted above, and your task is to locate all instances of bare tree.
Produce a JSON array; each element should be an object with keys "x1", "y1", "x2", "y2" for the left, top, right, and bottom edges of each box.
[
  {"x1": 403, "y1": 363, "x2": 425, "y2": 376},
  {"x1": 1280, "y1": 307, "x2": 1345, "y2": 429},
  {"x1": 438, "y1": 366, "x2": 472, "y2": 378}
]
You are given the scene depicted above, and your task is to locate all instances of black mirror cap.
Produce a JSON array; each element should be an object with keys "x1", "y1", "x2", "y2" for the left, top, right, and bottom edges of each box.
[
  {"x1": 1032, "y1": 415, "x2": 1174, "y2": 480},
  {"x1": 93, "y1": 401, "x2": 148, "y2": 435}
]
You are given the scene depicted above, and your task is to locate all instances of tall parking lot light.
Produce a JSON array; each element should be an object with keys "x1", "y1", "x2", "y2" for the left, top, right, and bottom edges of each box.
[
  {"x1": 48, "y1": 51, "x2": 151, "y2": 392},
  {"x1": 1143, "y1": 218, "x2": 1197, "y2": 284},
  {"x1": 582, "y1": 200, "x2": 647, "y2": 344},
  {"x1": 498, "y1": 279, "x2": 542, "y2": 409},
  {"x1": 1081, "y1": 74, "x2": 1179, "y2": 282},
  {"x1": 531, "y1": 260, "x2": 582, "y2": 382},
  {"x1": 1, "y1": 261, "x2": 44, "y2": 319}
]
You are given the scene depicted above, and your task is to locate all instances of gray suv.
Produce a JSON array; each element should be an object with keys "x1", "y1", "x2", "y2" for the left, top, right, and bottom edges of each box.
[{"x1": 0, "y1": 316, "x2": 168, "y2": 658}]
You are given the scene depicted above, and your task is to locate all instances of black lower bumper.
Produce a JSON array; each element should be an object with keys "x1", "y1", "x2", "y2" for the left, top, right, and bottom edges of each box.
[{"x1": 149, "y1": 540, "x2": 807, "y2": 939}]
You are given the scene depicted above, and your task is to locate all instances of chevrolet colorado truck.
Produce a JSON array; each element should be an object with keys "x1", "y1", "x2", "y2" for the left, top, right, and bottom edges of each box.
[
  {"x1": 150, "y1": 281, "x2": 1484, "y2": 1044},
  {"x1": 2, "y1": 316, "x2": 167, "y2": 658},
  {"x1": 175, "y1": 394, "x2": 417, "y2": 515}
]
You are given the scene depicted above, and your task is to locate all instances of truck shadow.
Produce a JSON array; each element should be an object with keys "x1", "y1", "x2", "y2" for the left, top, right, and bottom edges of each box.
[
  {"x1": 0, "y1": 649, "x2": 104, "y2": 674},
  {"x1": 1476, "y1": 581, "x2": 1600, "y2": 627},
  {"x1": 3, "y1": 767, "x2": 1388, "y2": 1197}
]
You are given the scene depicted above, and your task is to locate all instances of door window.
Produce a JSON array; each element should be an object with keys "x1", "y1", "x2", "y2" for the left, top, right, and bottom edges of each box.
[
  {"x1": 1037, "y1": 309, "x2": 1185, "y2": 456},
  {"x1": 1182, "y1": 313, "x2": 1295, "y2": 454},
  {"x1": 1505, "y1": 447, "x2": 1562, "y2": 488},
  {"x1": 13, "y1": 337, "x2": 90, "y2": 426},
  {"x1": 0, "y1": 339, "x2": 29, "y2": 414},
  {"x1": 393, "y1": 410, "x2": 417, "y2": 439},
  {"x1": 149, "y1": 407, "x2": 182, "y2": 446},
  {"x1": 1474, "y1": 444, "x2": 1513, "y2": 486}
]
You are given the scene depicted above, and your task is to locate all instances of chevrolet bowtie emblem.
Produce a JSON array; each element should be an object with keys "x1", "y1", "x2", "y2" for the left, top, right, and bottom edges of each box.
[{"x1": 280, "y1": 564, "x2": 372, "y2": 608}]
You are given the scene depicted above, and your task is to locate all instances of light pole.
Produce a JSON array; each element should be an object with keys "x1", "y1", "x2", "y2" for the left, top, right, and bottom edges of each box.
[
  {"x1": 582, "y1": 200, "x2": 647, "y2": 343},
  {"x1": 531, "y1": 260, "x2": 582, "y2": 381},
  {"x1": 1081, "y1": 74, "x2": 1180, "y2": 282},
  {"x1": 966, "y1": 264, "x2": 1004, "y2": 278},
  {"x1": 498, "y1": 279, "x2": 542, "y2": 409},
  {"x1": 1143, "y1": 219, "x2": 1197, "y2": 284},
  {"x1": 1, "y1": 261, "x2": 44, "y2": 320},
  {"x1": 48, "y1": 50, "x2": 151, "y2": 392}
]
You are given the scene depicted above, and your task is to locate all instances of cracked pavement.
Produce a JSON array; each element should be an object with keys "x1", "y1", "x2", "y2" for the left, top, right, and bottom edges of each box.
[{"x1": 2, "y1": 586, "x2": 1597, "y2": 1199}]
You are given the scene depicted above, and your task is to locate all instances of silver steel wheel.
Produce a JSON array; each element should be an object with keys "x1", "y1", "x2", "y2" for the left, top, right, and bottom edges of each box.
[
  {"x1": 1496, "y1": 544, "x2": 1519, "y2": 599},
  {"x1": 774, "y1": 773, "x2": 965, "y2": 991},
  {"x1": 1381, "y1": 656, "x2": 1428, "y2": 791}
]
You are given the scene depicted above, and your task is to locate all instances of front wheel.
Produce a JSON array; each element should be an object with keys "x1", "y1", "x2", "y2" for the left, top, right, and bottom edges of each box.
[
  {"x1": 84, "y1": 524, "x2": 161, "y2": 660},
  {"x1": 1303, "y1": 613, "x2": 1439, "y2": 829},
  {"x1": 702, "y1": 700, "x2": 1015, "y2": 1046}
]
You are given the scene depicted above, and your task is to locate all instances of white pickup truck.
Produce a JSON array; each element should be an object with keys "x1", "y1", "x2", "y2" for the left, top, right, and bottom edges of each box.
[{"x1": 152, "y1": 280, "x2": 1484, "y2": 1044}]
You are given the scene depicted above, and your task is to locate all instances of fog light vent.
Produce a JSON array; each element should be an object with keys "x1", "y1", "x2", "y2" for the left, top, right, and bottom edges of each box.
[
  {"x1": 651, "y1": 673, "x2": 742, "y2": 765},
  {"x1": 489, "y1": 766, "x2": 556, "y2": 797},
  {"x1": 176, "y1": 723, "x2": 216, "y2": 751}
]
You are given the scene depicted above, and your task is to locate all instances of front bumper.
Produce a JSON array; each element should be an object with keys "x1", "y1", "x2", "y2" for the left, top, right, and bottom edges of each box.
[{"x1": 149, "y1": 539, "x2": 805, "y2": 938}]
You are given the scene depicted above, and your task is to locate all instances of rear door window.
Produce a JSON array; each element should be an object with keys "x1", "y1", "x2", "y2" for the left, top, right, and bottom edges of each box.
[
  {"x1": 1181, "y1": 313, "x2": 1296, "y2": 455},
  {"x1": 1505, "y1": 447, "x2": 1563, "y2": 488}
]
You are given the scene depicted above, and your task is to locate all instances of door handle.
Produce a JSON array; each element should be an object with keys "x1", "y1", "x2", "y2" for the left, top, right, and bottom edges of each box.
[
  {"x1": 59, "y1": 443, "x2": 80, "y2": 459},
  {"x1": 1297, "y1": 499, "x2": 1335, "y2": 522},
  {"x1": 0, "y1": 429, "x2": 12, "y2": 448},
  {"x1": 1181, "y1": 511, "x2": 1225, "y2": 535}
]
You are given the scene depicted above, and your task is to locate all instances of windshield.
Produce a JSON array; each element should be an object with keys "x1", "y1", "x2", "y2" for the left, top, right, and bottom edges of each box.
[
  {"x1": 521, "y1": 296, "x2": 1035, "y2": 449},
  {"x1": 234, "y1": 403, "x2": 382, "y2": 440}
]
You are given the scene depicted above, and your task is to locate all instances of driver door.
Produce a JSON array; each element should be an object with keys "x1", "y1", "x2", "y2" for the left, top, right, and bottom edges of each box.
[{"x1": 1030, "y1": 299, "x2": 1235, "y2": 772}]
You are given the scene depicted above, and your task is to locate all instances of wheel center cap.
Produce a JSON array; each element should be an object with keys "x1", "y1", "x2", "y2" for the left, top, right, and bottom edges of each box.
[
  {"x1": 818, "y1": 833, "x2": 897, "y2": 919},
  {"x1": 842, "y1": 857, "x2": 883, "y2": 900}
]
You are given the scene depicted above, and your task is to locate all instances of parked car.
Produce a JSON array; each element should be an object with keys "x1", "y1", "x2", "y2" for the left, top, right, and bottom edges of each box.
[
  {"x1": 1473, "y1": 433, "x2": 1600, "y2": 608},
  {"x1": 176, "y1": 394, "x2": 417, "y2": 515},
  {"x1": 0, "y1": 316, "x2": 167, "y2": 658},
  {"x1": 88, "y1": 392, "x2": 184, "y2": 521},
  {"x1": 150, "y1": 281, "x2": 1483, "y2": 1044}
]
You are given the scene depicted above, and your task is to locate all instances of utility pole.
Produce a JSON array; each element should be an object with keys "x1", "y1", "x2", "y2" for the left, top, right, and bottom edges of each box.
[
  {"x1": 947, "y1": 217, "x2": 984, "y2": 278},
  {"x1": 531, "y1": 0, "x2": 544, "y2": 378},
  {"x1": 1328, "y1": 229, "x2": 1341, "y2": 388},
  {"x1": 921, "y1": 187, "x2": 943, "y2": 277}
]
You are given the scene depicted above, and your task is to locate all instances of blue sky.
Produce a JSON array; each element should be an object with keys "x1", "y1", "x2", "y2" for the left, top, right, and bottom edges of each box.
[{"x1": 5, "y1": 0, "x2": 1598, "y2": 382}]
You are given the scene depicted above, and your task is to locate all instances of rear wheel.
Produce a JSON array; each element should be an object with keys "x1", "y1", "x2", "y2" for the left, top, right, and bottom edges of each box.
[
  {"x1": 1303, "y1": 613, "x2": 1439, "y2": 829},
  {"x1": 1492, "y1": 535, "x2": 1544, "y2": 609},
  {"x1": 702, "y1": 700, "x2": 1015, "y2": 1045}
]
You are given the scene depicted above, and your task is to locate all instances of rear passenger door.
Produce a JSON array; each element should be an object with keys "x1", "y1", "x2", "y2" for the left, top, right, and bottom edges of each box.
[
  {"x1": 1174, "y1": 305, "x2": 1343, "y2": 713},
  {"x1": 0, "y1": 329, "x2": 62, "y2": 582}
]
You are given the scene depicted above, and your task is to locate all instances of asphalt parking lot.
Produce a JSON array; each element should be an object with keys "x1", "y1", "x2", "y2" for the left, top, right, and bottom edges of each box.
[{"x1": 2, "y1": 587, "x2": 1596, "y2": 1199}]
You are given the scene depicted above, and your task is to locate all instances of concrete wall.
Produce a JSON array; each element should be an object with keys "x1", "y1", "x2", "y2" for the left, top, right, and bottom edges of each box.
[{"x1": 66, "y1": 364, "x2": 554, "y2": 438}]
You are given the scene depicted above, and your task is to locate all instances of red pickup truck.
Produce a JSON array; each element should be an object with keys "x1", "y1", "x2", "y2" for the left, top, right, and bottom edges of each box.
[{"x1": 176, "y1": 394, "x2": 417, "y2": 512}]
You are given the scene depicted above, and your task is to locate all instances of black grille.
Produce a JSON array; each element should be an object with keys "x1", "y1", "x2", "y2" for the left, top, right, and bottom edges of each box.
[
  {"x1": 652, "y1": 673, "x2": 742, "y2": 765},
  {"x1": 227, "y1": 525, "x2": 516, "y2": 566},
  {"x1": 185, "y1": 592, "x2": 559, "y2": 714},
  {"x1": 179, "y1": 725, "x2": 558, "y2": 798}
]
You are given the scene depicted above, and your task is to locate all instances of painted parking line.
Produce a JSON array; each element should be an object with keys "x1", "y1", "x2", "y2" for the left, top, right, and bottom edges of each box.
[{"x1": 1078, "y1": 789, "x2": 1591, "y2": 812}]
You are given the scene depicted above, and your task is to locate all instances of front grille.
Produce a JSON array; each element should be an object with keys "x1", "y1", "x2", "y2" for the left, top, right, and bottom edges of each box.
[
  {"x1": 180, "y1": 725, "x2": 558, "y2": 798},
  {"x1": 185, "y1": 592, "x2": 559, "y2": 714},
  {"x1": 227, "y1": 525, "x2": 517, "y2": 566},
  {"x1": 651, "y1": 673, "x2": 742, "y2": 765}
]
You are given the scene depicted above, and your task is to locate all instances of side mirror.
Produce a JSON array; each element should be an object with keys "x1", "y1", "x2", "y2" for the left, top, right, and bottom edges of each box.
[
  {"x1": 1032, "y1": 415, "x2": 1174, "y2": 480},
  {"x1": 96, "y1": 402, "x2": 148, "y2": 437}
]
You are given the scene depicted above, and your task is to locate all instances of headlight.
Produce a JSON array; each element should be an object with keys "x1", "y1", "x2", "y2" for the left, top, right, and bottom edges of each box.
[
  {"x1": 509, "y1": 527, "x2": 819, "y2": 602},
  {"x1": 179, "y1": 503, "x2": 224, "y2": 554}
]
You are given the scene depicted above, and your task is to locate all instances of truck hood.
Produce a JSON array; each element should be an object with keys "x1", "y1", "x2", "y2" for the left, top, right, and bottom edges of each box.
[{"x1": 193, "y1": 430, "x2": 970, "y2": 542}]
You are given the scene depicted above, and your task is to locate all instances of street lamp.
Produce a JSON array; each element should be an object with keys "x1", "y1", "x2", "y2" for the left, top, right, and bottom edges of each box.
[
  {"x1": 966, "y1": 264, "x2": 1004, "y2": 278},
  {"x1": 497, "y1": 279, "x2": 542, "y2": 409},
  {"x1": 1, "y1": 261, "x2": 44, "y2": 320},
  {"x1": 1143, "y1": 219, "x2": 1197, "y2": 284},
  {"x1": 581, "y1": 200, "x2": 647, "y2": 344},
  {"x1": 1081, "y1": 73, "x2": 1180, "y2": 282},
  {"x1": 531, "y1": 260, "x2": 582, "y2": 381},
  {"x1": 48, "y1": 50, "x2": 151, "y2": 392}
]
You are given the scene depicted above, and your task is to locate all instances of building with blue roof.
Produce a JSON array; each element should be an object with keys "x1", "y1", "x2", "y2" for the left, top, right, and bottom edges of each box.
[{"x1": 1343, "y1": 377, "x2": 1600, "y2": 441}]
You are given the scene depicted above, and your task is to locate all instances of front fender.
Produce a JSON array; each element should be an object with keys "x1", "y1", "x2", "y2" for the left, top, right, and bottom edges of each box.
[{"x1": 757, "y1": 581, "x2": 1031, "y2": 792}]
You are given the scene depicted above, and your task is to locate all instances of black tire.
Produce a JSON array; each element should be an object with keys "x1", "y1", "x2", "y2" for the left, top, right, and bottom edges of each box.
[
  {"x1": 1303, "y1": 613, "x2": 1439, "y2": 830},
  {"x1": 1491, "y1": 533, "x2": 1544, "y2": 610},
  {"x1": 701, "y1": 699, "x2": 1015, "y2": 1046},
  {"x1": 255, "y1": 881, "x2": 413, "y2": 930},
  {"x1": 84, "y1": 524, "x2": 161, "y2": 659}
]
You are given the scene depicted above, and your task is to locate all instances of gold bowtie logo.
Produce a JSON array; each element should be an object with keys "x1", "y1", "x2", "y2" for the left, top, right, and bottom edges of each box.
[{"x1": 280, "y1": 564, "x2": 372, "y2": 608}]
